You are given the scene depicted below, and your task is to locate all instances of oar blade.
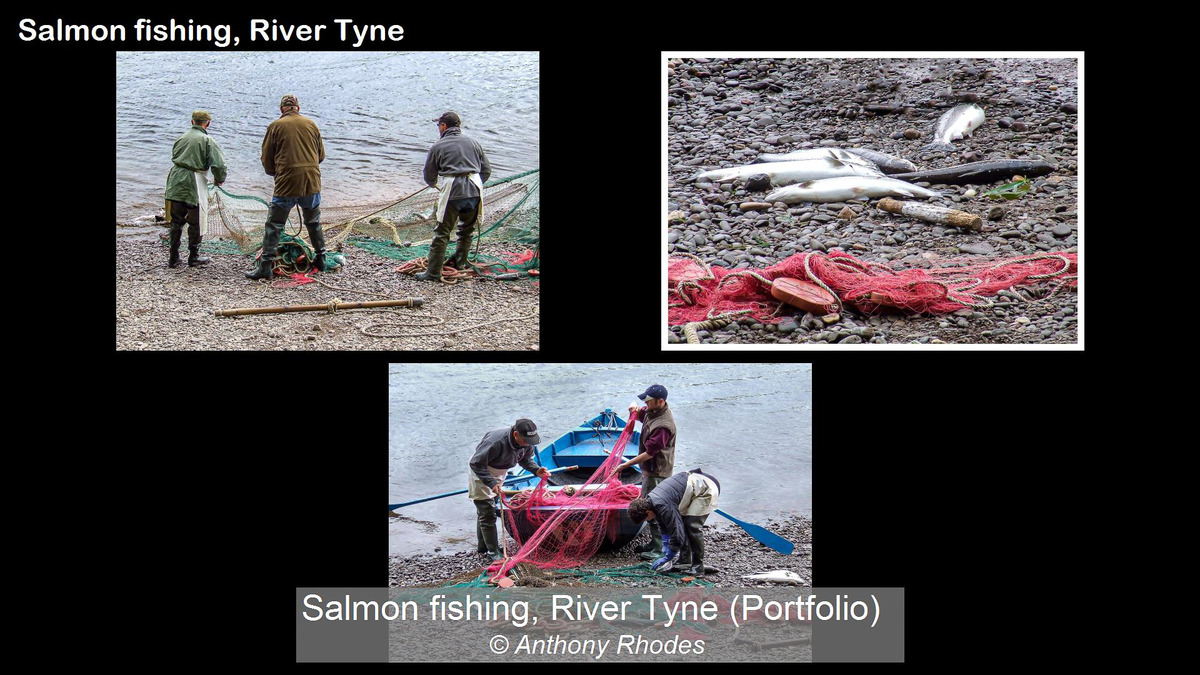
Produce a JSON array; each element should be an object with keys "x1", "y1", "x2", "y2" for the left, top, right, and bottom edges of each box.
[{"x1": 715, "y1": 509, "x2": 795, "y2": 555}]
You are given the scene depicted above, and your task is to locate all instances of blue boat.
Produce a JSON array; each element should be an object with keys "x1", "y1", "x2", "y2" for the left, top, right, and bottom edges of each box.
[{"x1": 501, "y1": 409, "x2": 646, "y2": 550}]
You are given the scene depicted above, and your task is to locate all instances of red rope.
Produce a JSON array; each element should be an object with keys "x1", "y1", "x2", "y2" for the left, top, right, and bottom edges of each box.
[{"x1": 668, "y1": 251, "x2": 1077, "y2": 324}]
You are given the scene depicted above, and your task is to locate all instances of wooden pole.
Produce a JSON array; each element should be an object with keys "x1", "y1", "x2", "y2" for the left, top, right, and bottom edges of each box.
[
  {"x1": 877, "y1": 197, "x2": 983, "y2": 231},
  {"x1": 216, "y1": 297, "x2": 424, "y2": 317}
]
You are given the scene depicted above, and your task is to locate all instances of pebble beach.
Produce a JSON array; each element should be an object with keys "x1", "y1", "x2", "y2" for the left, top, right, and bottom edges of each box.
[
  {"x1": 116, "y1": 236, "x2": 539, "y2": 351},
  {"x1": 667, "y1": 56, "x2": 1079, "y2": 345}
]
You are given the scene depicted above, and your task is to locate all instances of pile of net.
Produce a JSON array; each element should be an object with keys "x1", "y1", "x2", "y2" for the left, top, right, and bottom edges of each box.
[
  {"x1": 194, "y1": 169, "x2": 539, "y2": 274},
  {"x1": 448, "y1": 563, "x2": 714, "y2": 588},
  {"x1": 488, "y1": 413, "x2": 643, "y2": 583},
  {"x1": 669, "y1": 250, "x2": 1078, "y2": 324}
]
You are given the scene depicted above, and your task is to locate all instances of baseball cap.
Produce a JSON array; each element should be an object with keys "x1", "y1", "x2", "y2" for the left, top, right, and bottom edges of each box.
[
  {"x1": 514, "y1": 418, "x2": 540, "y2": 445},
  {"x1": 433, "y1": 111, "x2": 461, "y2": 127},
  {"x1": 638, "y1": 384, "x2": 668, "y2": 401}
]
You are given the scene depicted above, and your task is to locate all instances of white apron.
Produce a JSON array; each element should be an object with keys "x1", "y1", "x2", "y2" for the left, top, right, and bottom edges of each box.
[
  {"x1": 436, "y1": 173, "x2": 485, "y2": 225},
  {"x1": 193, "y1": 171, "x2": 210, "y2": 238},
  {"x1": 468, "y1": 464, "x2": 509, "y2": 501},
  {"x1": 678, "y1": 473, "x2": 720, "y2": 516}
]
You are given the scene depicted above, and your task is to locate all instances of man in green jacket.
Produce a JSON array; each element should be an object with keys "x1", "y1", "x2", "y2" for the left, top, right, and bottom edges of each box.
[
  {"x1": 246, "y1": 94, "x2": 327, "y2": 279},
  {"x1": 163, "y1": 111, "x2": 227, "y2": 268}
]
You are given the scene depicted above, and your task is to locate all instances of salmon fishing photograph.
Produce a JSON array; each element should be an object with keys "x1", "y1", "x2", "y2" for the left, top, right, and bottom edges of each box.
[
  {"x1": 116, "y1": 51, "x2": 539, "y2": 351},
  {"x1": 666, "y1": 52, "x2": 1081, "y2": 347},
  {"x1": 388, "y1": 363, "x2": 813, "y2": 590}
]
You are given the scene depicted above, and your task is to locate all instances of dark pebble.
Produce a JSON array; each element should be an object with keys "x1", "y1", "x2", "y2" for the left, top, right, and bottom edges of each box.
[{"x1": 744, "y1": 174, "x2": 771, "y2": 192}]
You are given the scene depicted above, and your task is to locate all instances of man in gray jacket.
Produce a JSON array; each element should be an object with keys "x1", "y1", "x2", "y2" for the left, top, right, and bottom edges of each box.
[
  {"x1": 626, "y1": 469, "x2": 721, "y2": 578},
  {"x1": 468, "y1": 418, "x2": 549, "y2": 561},
  {"x1": 418, "y1": 111, "x2": 493, "y2": 281}
]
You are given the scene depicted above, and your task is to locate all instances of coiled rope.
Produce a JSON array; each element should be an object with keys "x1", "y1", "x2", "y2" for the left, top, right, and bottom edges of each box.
[{"x1": 681, "y1": 310, "x2": 753, "y2": 344}]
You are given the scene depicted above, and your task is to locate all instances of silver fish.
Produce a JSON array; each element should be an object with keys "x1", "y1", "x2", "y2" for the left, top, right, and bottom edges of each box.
[
  {"x1": 741, "y1": 570, "x2": 806, "y2": 585},
  {"x1": 927, "y1": 103, "x2": 985, "y2": 151},
  {"x1": 756, "y1": 147, "x2": 877, "y2": 168},
  {"x1": 694, "y1": 157, "x2": 882, "y2": 186},
  {"x1": 840, "y1": 148, "x2": 919, "y2": 174},
  {"x1": 765, "y1": 175, "x2": 941, "y2": 204}
]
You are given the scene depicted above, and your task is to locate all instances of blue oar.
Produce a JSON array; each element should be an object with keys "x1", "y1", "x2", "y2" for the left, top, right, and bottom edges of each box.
[
  {"x1": 714, "y1": 509, "x2": 794, "y2": 555},
  {"x1": 388, "y1": 465, "x2": 579, "y2": 512}
]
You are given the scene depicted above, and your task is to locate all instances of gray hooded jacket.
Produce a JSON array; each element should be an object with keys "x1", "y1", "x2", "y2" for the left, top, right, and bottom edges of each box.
[{"x1": 423, "y1": 127, "x2": 493, "y2": 200}]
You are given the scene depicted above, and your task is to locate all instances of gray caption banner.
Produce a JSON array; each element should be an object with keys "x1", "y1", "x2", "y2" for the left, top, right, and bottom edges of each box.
[{"x1": 296, "y1": 586, "x2": 902, "y2": 662}]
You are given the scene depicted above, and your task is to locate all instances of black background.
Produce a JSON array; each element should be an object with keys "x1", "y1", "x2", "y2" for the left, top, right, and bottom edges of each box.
[{"x1": 8, "y1": 9, "x2": 1095, "y2": 665}]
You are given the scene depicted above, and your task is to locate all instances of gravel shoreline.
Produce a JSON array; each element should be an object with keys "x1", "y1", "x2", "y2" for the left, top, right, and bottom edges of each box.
[
  {"x1": 667, "y1": 56, "x2": 1079, "y2": 345},
  {"x1": 116, "y1": 236, "x2": 539, "y2": 350},
  {"x1": 389, "y1": 515, "x2": 812, "y2": 588}
]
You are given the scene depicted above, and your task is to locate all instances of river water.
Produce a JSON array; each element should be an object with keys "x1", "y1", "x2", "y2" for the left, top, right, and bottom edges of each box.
[
  {"x1": 388, "y1": 363, "x2": 813, "y2": 556},
  {"x1": 116, "y1": 51, "x2": 539, "y2": 224}
]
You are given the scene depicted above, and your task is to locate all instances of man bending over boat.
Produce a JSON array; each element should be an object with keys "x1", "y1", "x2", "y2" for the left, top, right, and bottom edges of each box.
[
  {"x1": 613, "y1": 384, "x2": 677, "y2": 562},
  {"x1": 626, "y1": 469, "x2": 721, "y2": 578},
  {"x1": 468, "y1": 418, "x2": 550, "y2": 561}
]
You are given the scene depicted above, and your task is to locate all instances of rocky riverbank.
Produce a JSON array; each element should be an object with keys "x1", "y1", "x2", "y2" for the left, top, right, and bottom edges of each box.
[
  {"x1": 389, "y1": 515, "x2": 812, "y2": 588},
  {"x1": 667, "y1": 56, "x2": 1079, "y2": 345},
  {"x1": 116, "y1": 237, "x2": 538, "y2": 351}
]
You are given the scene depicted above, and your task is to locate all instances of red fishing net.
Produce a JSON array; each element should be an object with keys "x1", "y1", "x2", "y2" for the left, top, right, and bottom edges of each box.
[
  {"x1": 488, "y1": 413, "x2": 644, "y2": 582},
  {"x1": 669, "y1": 250, "x2": 1078, "y2": 324}
]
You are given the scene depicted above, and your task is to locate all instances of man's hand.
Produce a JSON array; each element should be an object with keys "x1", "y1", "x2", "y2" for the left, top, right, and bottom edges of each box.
[{"x1": 537, "y1": 467, "x2": 550, "y2": 480}]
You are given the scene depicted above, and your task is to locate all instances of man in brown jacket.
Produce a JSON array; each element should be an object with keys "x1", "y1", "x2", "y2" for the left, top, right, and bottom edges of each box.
[
  {"x1": 615, "y1": 384, "x2": 677, "y2": 561},
  {"x1": 246, "y1": 94, "x2": 328, "y2": 279}
]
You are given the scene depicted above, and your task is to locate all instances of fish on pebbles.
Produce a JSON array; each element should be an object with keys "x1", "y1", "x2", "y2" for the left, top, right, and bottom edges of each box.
[
  {"x1": 840, "y1": 148, "x2": 918, "y2": 174},
  {"x1": 765, "y1": 176, "x2": 941, "y2": 204},
  {"x1": 891, "y1": 159, "x2": 1056, "y2": 185},
  {"x1": 755, "y1": 147, "x2": 878, "y2": 168},
  {"x1": 694, "y1": 157, "x2": 883, "y2": 186},
  {"x1": 926, "y1": 103, "x2": 985, "y2": 151},
  {"x1": 759, "y1": 147, "x2": 916, "y2": 174}
]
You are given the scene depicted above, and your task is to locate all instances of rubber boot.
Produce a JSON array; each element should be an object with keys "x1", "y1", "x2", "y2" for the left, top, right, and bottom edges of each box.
[
  {"x1": 416, "y1": 235, "x2": 448, "y2": 282},
  {"x1": 639, "y1": 520, "x2": 664, "y2": 560},
  {"x1": 451, "y1": 203, "x2": 478, "y2": 270},
  {"x1": 676, "y1": 543, "x2": 691, "y2": 567},
  {"x1": 684, "y1": 516, "x2": 707, "y2": 577},
  {"x1": 476, "y1": 499, "x2": 502, "y2": 561},
  {"x1": 168, "y1": 221, "x2": 183, "y2": 268},
  {"x1": 451, "y1": 236, "x2": 472, "y2": 270},
  {"x1": 303, "y1": 206, "x2": 327, "y2": 271},
  {"x1": 245, "y1": 204, "x2": 288, "y2": 279},
  {"x1": 187, "y1": 244, "x2": 210, "y2": 267}
]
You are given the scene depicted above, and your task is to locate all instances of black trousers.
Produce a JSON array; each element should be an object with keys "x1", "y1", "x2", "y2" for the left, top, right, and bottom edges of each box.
[
  {"x1": 167, "y1": 200, "x2": 202, "y2": 250},
  {"x1": 432, "y1": 197, "x2": 481, "y2": 250}
]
